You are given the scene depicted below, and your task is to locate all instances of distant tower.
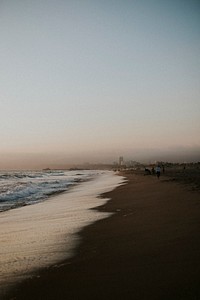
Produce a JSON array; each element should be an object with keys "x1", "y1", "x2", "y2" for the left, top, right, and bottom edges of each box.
[{"x1": 119, "y1": 156, "x2": 124, "y2": 166}]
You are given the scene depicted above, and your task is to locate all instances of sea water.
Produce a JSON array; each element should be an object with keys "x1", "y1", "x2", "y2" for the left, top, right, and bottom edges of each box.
[
  {"x1": 0, "y1": 170, "x2": 94, "y2": 212},
  {"x1": 0, "y1": 170, "x2": 124, "y2": 296}
]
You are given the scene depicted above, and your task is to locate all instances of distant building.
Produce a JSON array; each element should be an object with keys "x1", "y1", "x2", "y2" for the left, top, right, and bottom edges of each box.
[
  {"x1": 119, "y1": 156, "x2": 124, "y2": 166},
  {"x1": 125, "y1": 160, "x2": 140, "y2": 168}
]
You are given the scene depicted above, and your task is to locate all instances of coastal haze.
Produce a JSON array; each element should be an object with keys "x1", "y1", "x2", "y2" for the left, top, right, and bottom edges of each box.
[{"x1": 0, "y1": 0, "x2": 200, "y2": 169}]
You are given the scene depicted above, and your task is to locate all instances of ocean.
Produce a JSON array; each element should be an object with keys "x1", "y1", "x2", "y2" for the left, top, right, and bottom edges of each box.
[
  {"x1": 0, "y1": 169, "x2": 95, "y2": 212},
  {"x1": 0, "y1": 170, "x2": 124, "y2": 296}
]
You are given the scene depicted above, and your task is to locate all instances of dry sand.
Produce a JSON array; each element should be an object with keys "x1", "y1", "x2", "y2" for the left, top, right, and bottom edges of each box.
[{"x1": 4, "y1": 171, "x2": 200, "y2": 300}]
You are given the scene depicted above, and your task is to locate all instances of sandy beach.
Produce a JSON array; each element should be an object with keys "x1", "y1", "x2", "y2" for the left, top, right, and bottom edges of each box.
[{"x1": 4, "y1": 170, "x2": 200, "y2": 300}]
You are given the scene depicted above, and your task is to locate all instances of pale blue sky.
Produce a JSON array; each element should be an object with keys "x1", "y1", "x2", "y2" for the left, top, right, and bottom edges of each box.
[{"x1": 0, "y1": 0, "x2": 200, "y2": 168}]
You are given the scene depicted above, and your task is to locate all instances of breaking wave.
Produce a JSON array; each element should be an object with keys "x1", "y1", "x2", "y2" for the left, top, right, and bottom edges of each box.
[{"x1": 0, "y1": 170, "x2": 95, "y2": 212}]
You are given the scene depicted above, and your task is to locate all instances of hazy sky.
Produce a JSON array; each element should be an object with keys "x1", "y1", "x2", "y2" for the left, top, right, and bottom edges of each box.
[{"x1": 0, "y1": 0, "x2": 200, "y2": 168}]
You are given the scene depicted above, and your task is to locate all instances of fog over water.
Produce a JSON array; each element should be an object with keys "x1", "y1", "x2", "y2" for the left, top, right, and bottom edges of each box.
[{"x1": 0, "y1": 146, "x2": 200, "y2": 170}]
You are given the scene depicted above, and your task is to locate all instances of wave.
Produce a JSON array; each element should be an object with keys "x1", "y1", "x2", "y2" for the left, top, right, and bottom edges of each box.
[
  {"x1": 0, "y1": 170, "x2": 65, "y2": 180},
  {"x1": 0, "y1": 170, "x2": 95, "y2": 212}
]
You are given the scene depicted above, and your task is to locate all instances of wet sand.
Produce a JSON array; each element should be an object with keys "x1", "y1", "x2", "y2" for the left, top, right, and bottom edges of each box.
[{"x1": 4, "y1": 172, "x2": 200, "y2": 299}]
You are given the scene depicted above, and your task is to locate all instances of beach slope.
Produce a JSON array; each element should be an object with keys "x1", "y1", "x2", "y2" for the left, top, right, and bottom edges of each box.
[{"x1": 5, "y1": 173, "x2": 200, "y2": 300}]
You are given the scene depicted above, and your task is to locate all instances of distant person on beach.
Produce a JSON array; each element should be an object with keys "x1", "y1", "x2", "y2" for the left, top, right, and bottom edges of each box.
[
  {"x1": 155, "y1": 166, "x2": 161, "y2": 179},
  {"x1": 145, "y1": 168, "x2": 151, "y2": 175},
  {"x1": 151, "y1": 167, "x2": 155, "y2": 175}
]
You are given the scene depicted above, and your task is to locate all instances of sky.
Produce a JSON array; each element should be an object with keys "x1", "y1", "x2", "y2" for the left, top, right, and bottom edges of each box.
[{"x1": 0, "y1": 0, "x2": 200, "y2": 168}]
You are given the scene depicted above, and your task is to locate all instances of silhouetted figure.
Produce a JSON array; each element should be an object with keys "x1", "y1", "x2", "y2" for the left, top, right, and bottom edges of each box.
[
  {"x1": 145, "y1": 168, "x2": 151, "y2": 175},
  {"x1": 151, "y1": 167, "x2": 155, "y2": 175},
  {"x1": 155, "y1": 165, "x2": 161, "y2": 179}
]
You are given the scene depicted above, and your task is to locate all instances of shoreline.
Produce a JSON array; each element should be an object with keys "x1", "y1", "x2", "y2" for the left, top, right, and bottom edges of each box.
[
  {"x1": 4, "y1": 172, "x2": 200, "y2": 299},
  {"x1": 0, "y1": 171, "x2": 124, "y2": 297}
]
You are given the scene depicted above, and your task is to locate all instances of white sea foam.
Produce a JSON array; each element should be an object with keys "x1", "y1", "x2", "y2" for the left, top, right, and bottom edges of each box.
[
  {"x1": 0, "y1": 170, "x2": 124, "y2": 296},
  {"x1": 0, "y1": 170, "x2": 92, "y2": 212}
]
